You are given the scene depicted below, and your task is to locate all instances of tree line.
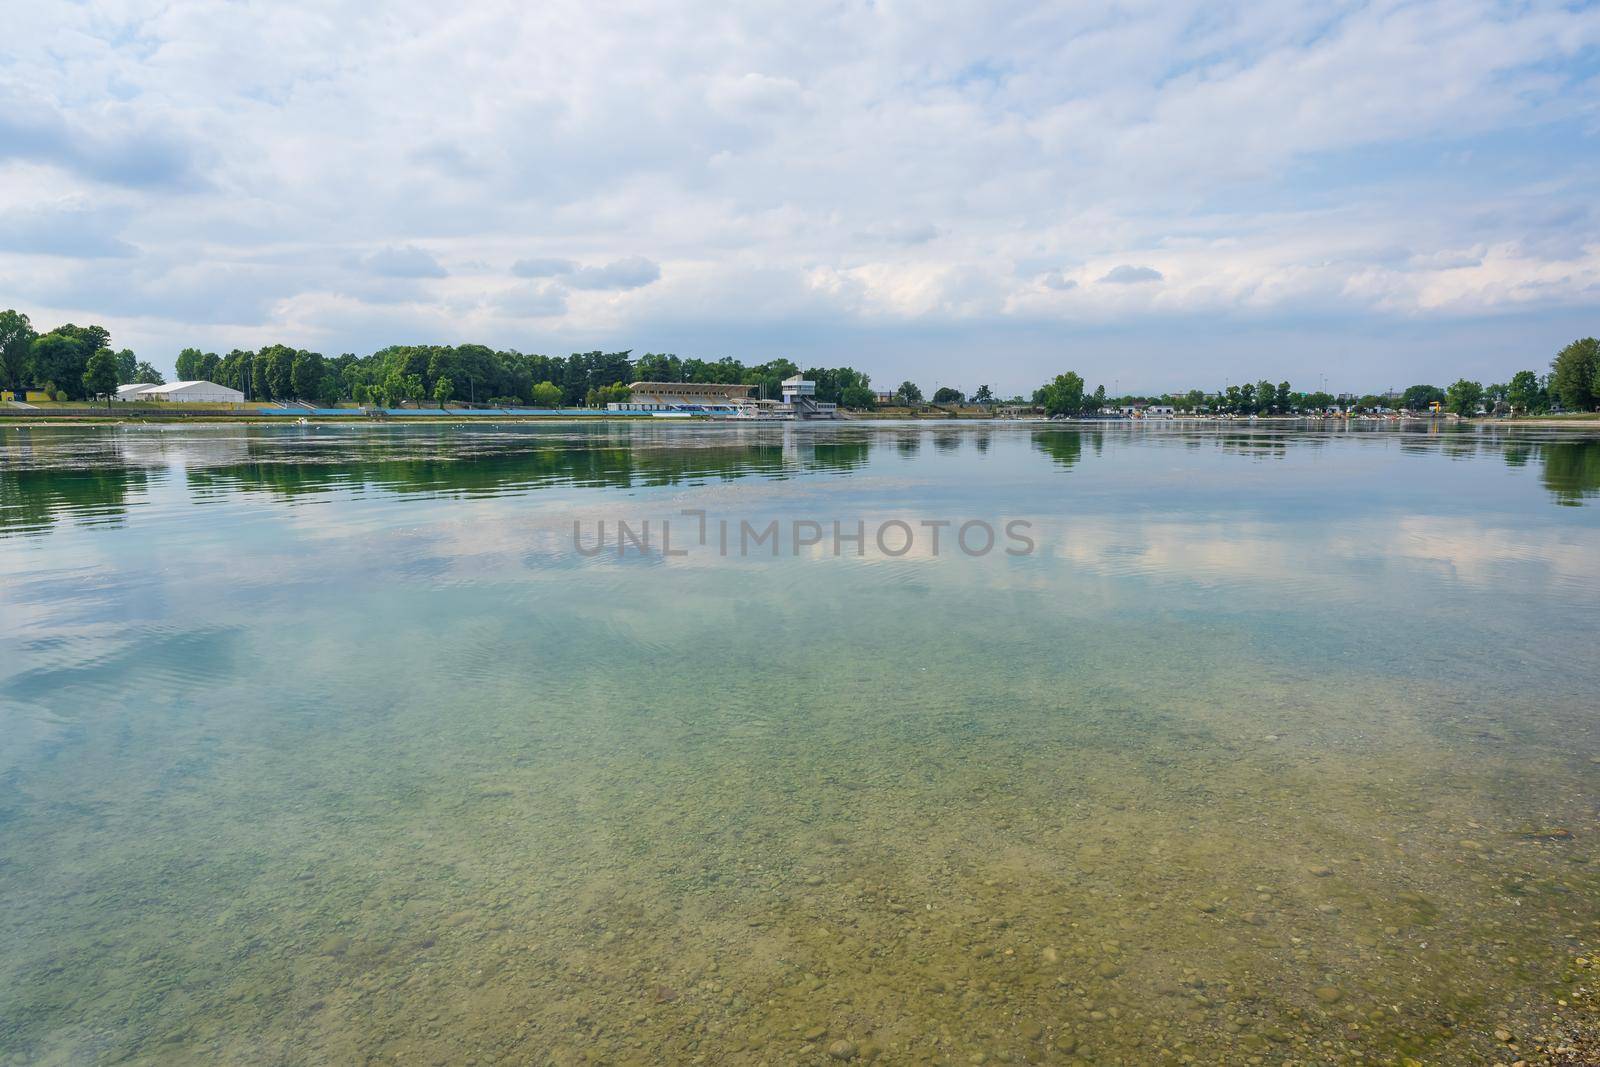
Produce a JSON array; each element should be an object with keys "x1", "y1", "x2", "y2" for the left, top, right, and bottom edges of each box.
[
  {"x1": 0, "y1": 312, "x2": 167, "y2": 401},
  {"x1": 4, "y1": 307, "x2": 1597, "y2": 416},
  {"x1": 1029, "y1": 338, "x2": 1600, "y2": 418},
  {"x1": 0, "y1": 310, "x2": 878, "y2": 409}
]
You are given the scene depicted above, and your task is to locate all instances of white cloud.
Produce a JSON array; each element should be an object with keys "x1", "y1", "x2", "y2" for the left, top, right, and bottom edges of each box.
[
  {"x1": 856, "y1": 222, "x2": 941, "y2": 246},
  {"x1": 0, "y1": 200, "x2": 136, "y2": 258},
  {"x1": 507, "y1": 255, "x2": 659, "y2": 292},
  {"x1": 491, "y1": 283, "x2": 568, "y2": 319},
  {"x1": 1098, "y1": 265, "x2": 1164, "y2": 285},
  {"x1": 512, "y1": 257, "x2": 578, "y2": 278},
  {"x1": 359, "y1": 245, "x2": 447, "y2": 278},
  {"x1": 563, "y1": 256, "x2": 661, "y2": 291},
  {"x1": 0, "y1": 84, "x2": 205, "y2": 190}
]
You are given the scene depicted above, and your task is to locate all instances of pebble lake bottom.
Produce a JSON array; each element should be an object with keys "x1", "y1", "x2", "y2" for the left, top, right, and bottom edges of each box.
[{"x1": 1, "y1": 421, "x2": 1597, "y2": 1066}]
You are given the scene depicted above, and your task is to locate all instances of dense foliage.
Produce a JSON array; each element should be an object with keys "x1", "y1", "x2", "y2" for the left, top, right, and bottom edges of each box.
[
  {"x1": 0, "y1": 312, "x2": 881, "y2": 409},
  {"x1": 1037, "y1": 372, "x2": 1086, "y2": 416},
  {"x1": 199, "y1": 346, "x2": 876, "y2": 409},
  {"x1": 1026, "y1": 365, "x2": 1572, "y2": 417},
  {"x1": 1550, "y1": 337, "x2": 1599, "y2": 412}
]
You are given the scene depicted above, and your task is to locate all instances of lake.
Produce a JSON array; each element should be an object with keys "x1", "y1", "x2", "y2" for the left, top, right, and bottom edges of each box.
[{"x1": 1, "y1": 421, "x2": 1597, "y2": 1066}]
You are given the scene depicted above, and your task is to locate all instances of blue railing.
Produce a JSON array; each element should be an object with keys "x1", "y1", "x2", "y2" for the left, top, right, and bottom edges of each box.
[{"x1": 258, "y1": 406, "x2": 645, "y2": 417}]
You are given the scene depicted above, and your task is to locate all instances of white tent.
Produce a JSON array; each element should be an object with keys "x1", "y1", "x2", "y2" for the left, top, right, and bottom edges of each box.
[
  {"x1": 116, "y1": 383, "x2": 161, "y2": 400},
  {"x1": 136, "y1": 380, "x2": 245, "y2": 403}
]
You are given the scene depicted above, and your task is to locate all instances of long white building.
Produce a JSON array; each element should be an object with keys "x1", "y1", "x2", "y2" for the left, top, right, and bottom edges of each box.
[{"x1": 116, "y1": 380, "x2": 245, "y2": 404}]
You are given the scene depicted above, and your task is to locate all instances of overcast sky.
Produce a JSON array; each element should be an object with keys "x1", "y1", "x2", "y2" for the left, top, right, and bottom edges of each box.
[{"x1": 4, "y1": 1, "x2": 1599, "y2": 393}]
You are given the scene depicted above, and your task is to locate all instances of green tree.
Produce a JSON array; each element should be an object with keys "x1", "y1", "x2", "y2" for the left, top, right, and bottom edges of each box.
[
  {"x1": 1507, "y1": 370, "x2": 1541, "y2": 414},
  {"x1": 264, "y1": 346, "x2": 296, "y2": 399},
  {"x1": 973, "y1": 384, "x2": 994, "y2": 404},
  {"x1": 317, "y1": 373, "x2": 342, "y2": 407},
  {"x1": 433, "y1": 377, "x2": 454, "y2": 408},
  {"x1": 114, "y1": 349, "x2": 137, "y2": 384},
  {"x1": 633, "y1": 352, "x2": 682, "y2": 382},
  {"x1": 0, "y1": 309, "x2": 36, "y2": 393},
  {"x1": 375, "y1": 369, "x2": 420, "y2": 407},
  {"x1": 932, "y1": 386, "x2": 965, "y2": 404},
  {"x1": 83, "y1": 348, "x2": 119, "y2": 405},
  {"x1": 378, "y1": 368, "x2": 409, "y2": 407},
  {"x1": 54, "y1": 325, "x2": 110, "y2": 353},
  {"x1": 248, "y1": 344, "x2": 298, "y2": 400},
  {"x1": 197, "y1": 352, "x2": 221, "y2": 381},
  {"x1": 132, "y1": 361, "x2": 164, "y2": 385},
  {"x1": 1446, "y1": 379, "x2": 1484, "y2": 415},
  {"x1": 1401, "y1": 384, "x2": 1446, "y2": 412},
  {"x1": 1277, "y1": 382, "x2": 1292, "y2": 413},
  {"x1": 894, "y1": 380, "x2": 924, "y2": 406},
  {"x1": 290, "y1": 350, "x2": 325, "y2": 399},
  {"x1": 839, "y1": 383, "x2": 874, "y2": 409},
  {"x1": 252, "y1": 353, "x2": 274, "y2": 400},
  {"x1": 530, "y1": 381, "x2": 562, "y2": 407},
  {"x1": 585, "y1": 382, "x2": 631, "y2": 407},
  {"x1": 743, "y1": 358, "x2": 799, "y2": 401},
  {"x1": 802, "y1": 366, "x2": 871, "y2": 405},
  {"x1": 1038, "y1": 372, "x2": 1086, "y2": 417},
  {"x1": 1550, "y1": 337, "x2": 1599, "y2": 411},
  {"x1": 216, "y1": 349, "x2": 251, "y2": 394},
  {"x1": 175, "y1": 347, "x2": 204, "y2": 380},
  {"x1": 30, "y1": 324, "x2": 110, "y2": 400},
  {"x1": 1483, "y1": 382, "x2": 1509, "y2": 415},
  {"x1": 339, "y1": 362, "x2": 366, "y2": 402},
  {"x1": 1256, "y1": 380, "x2": 1277, "y2": 414}
]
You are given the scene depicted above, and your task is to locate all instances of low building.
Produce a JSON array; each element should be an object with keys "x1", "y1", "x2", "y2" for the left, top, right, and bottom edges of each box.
[
  {"x1": 1146, "y1": 404, "x2": 1176, "y2": 417},
  {"x1": 872, "y1": 389, "x2": 898, "y2": 405},
  {"x1": 126, "y1": 380, "x2": 245, "y2": 404}
]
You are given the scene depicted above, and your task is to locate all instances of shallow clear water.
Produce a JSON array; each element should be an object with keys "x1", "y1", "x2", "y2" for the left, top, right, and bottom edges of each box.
[{"x1": 1, "y1": 421, "x2": 1598, "y2": 1066}]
